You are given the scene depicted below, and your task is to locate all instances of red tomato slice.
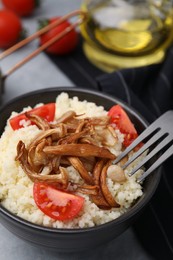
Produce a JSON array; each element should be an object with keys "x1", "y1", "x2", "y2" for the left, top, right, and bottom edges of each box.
[
  {"x1": 33, "y1": 183, "x2": 84, "y2": 221},
  {"x1": 9, "y1": 103, "x2": 55, "y2": 130},
  {"x1": 108, "y1": 104, "x2": 138, "y2": 147}
]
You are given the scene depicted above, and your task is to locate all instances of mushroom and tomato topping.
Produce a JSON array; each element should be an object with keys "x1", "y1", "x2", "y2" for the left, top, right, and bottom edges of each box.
[{"x1": 11, "y1": 103, "x2": 137, "y2": 221}]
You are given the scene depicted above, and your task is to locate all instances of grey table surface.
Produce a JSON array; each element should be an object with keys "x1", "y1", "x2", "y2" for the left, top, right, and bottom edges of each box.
[{"x1": 0, "y1": 1, "x2": 154, "y2": 259}]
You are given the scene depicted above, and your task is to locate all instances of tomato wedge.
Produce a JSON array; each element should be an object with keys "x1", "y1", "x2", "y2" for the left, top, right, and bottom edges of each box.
[
  {"x1": 108, "y1": 104, "x2": 138, "y2": 147},
  {"x1": 33, "y1": 183, "x2": 84, "y2": 221},
  {"x1": 9, "y1": 103, "x2": 55, "y2": 130}
]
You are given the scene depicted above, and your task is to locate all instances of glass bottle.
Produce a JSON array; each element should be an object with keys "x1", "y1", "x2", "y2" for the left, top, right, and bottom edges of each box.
[{"x1": 80, "y1": 0, "x2": 173, "y2": 72}]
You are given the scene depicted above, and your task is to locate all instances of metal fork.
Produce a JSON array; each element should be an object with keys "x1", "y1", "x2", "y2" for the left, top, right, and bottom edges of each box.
[{"x1": 113, "y1": 110, "x2": 173, "y2": 183}]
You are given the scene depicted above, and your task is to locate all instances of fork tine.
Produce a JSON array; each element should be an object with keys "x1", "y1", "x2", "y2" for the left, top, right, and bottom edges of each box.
[
  {"x1": 128, "y1": 135, "x2": 172, "y2": 176},
  {"x1": 137, "y1": 143, "x2": 173, "y2": 183},
  {"x1": 113, "y1": 111, "x2": 173, "y2": 166},
  {"x1": 113, "y1": 125, "x2": 160, "y2": 165},
  {"x1": 113, "y1": 111, "x2": 173, "y2": 182},
  {"x1": 122, "y1": 129, "x2": 166, "y2": 170}
]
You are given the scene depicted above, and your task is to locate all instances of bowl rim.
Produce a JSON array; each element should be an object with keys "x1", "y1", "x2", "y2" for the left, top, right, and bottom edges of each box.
[
  {"x1": 0, "y1": 86, "x2": 161, "y2": 234},
  {"x1": 0, "y1": 87, "x2": 148, "y2": 125}
]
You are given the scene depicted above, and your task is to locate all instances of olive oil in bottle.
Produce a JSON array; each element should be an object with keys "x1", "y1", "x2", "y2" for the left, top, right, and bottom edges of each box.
[{"x1": 80, "y1": 0, "x2": 173, "y2": 72}]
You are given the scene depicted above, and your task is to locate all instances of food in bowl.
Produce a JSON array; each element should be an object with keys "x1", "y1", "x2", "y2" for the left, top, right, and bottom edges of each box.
[{"x1": 0, "y1": 92, "x2": 145, "y2": 229}]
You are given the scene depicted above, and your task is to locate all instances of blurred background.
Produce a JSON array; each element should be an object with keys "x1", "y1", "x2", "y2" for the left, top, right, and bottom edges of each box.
[{"x1": 0, "y1": 0, "x2": 82, "y2": 103}]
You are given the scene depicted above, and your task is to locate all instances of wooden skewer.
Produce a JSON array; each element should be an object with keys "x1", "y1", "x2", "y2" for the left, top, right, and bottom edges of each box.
[
  {"x1": 0, "y1": 9, "x2": 86, "y2": 60},
  {"x1": 3, "y1": 17, "x2": 84, "y2": 78}
]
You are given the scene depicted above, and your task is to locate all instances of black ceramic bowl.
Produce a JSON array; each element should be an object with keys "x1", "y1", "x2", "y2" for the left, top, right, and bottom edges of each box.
[{"x1": 0, "y1": 87, "x2": 161, "y2": 252}]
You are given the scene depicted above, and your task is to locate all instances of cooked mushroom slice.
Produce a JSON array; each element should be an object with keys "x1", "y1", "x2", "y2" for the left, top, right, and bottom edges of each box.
[
  {"x1": 93, "y1": 159, "x2": 104, "y2": 184},
  {"x1": 50, "y1": 123, "x2": 67, "y2": 141},
  {"x1": 103, "y1": 125, "x2": 118, "y2": 147},
  {"x1": 55, "y1": 111, "x2": 76, "y2": 124},
  {"x1": 86, "y1": 116, "x2": 110, "y2": 126},
  {"x1": 80, "y1": 156, "x2": 96, "y2": 172},
  {"x1": 28, "y1": 139, "x2": 48, "y2": 169},
  {"x1": 16, "y1": 140, "x2": 28, "y2": 163},
  {"x1": 28, "y1": 128, "x2": 63, "y2": 149},
  {"x1": 91, "y1": 159, "x2": 111, "y2": 209},
  {"x1": 68, "y1": 156, "x2": 94, "y2": 185},
  {"x1": 75, "y1": 119, "x2": 86, "y2": 133},
  {"x1": 16, "y1": 141, "x2": 69, "y2": 187},
  {"x1": 59, "y1": 157, "x2": 71, "y2": 166},
  {"x1": 16, "y1": 141, "x2": 41, "y2": 178},
  {"x1": 29, "y1": 172, "x2": 68, "y2": 187},
  {"x1": 75, "y1": 184, "x2": 99, "y2": 195},
  {"x1": 58, "y1": 166, "x2": 69, "y2": 189},
  {"x1": 28, "y1": 165, "x2": 68, "y2": 188},
  {"x1": 59, "y1": 129, "x2": 88, "y2": 145},
  {"x1": 91, "y1": 194, "x2": 112, "y2": 209},
  {"x1": 51, "y1": 156, "x2": 61, "y2": 172},
  {"x1": 100, "y1": 161, "x2": 120, "y2": 208},
  {"x1": 25, "y1": 112, "x2": 50, "y2": 130},
  {"x1": 43, "y1": 144, "x2": 116, "y2": 159},
  {"x1": 79, "y1": 136, "x2": 100, "y2": 146},
  {"x1": 93, "y1": 126, "x2": 118, "y2": 147},
  {"x1": 107, "y1": 165, "x2": 126, "y2": 183}
]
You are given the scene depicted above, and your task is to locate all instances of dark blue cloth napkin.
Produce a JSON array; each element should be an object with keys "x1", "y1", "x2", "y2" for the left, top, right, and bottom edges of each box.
[{"x1": 97, "y1": 46, "x2": 173, "y2": 260}]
